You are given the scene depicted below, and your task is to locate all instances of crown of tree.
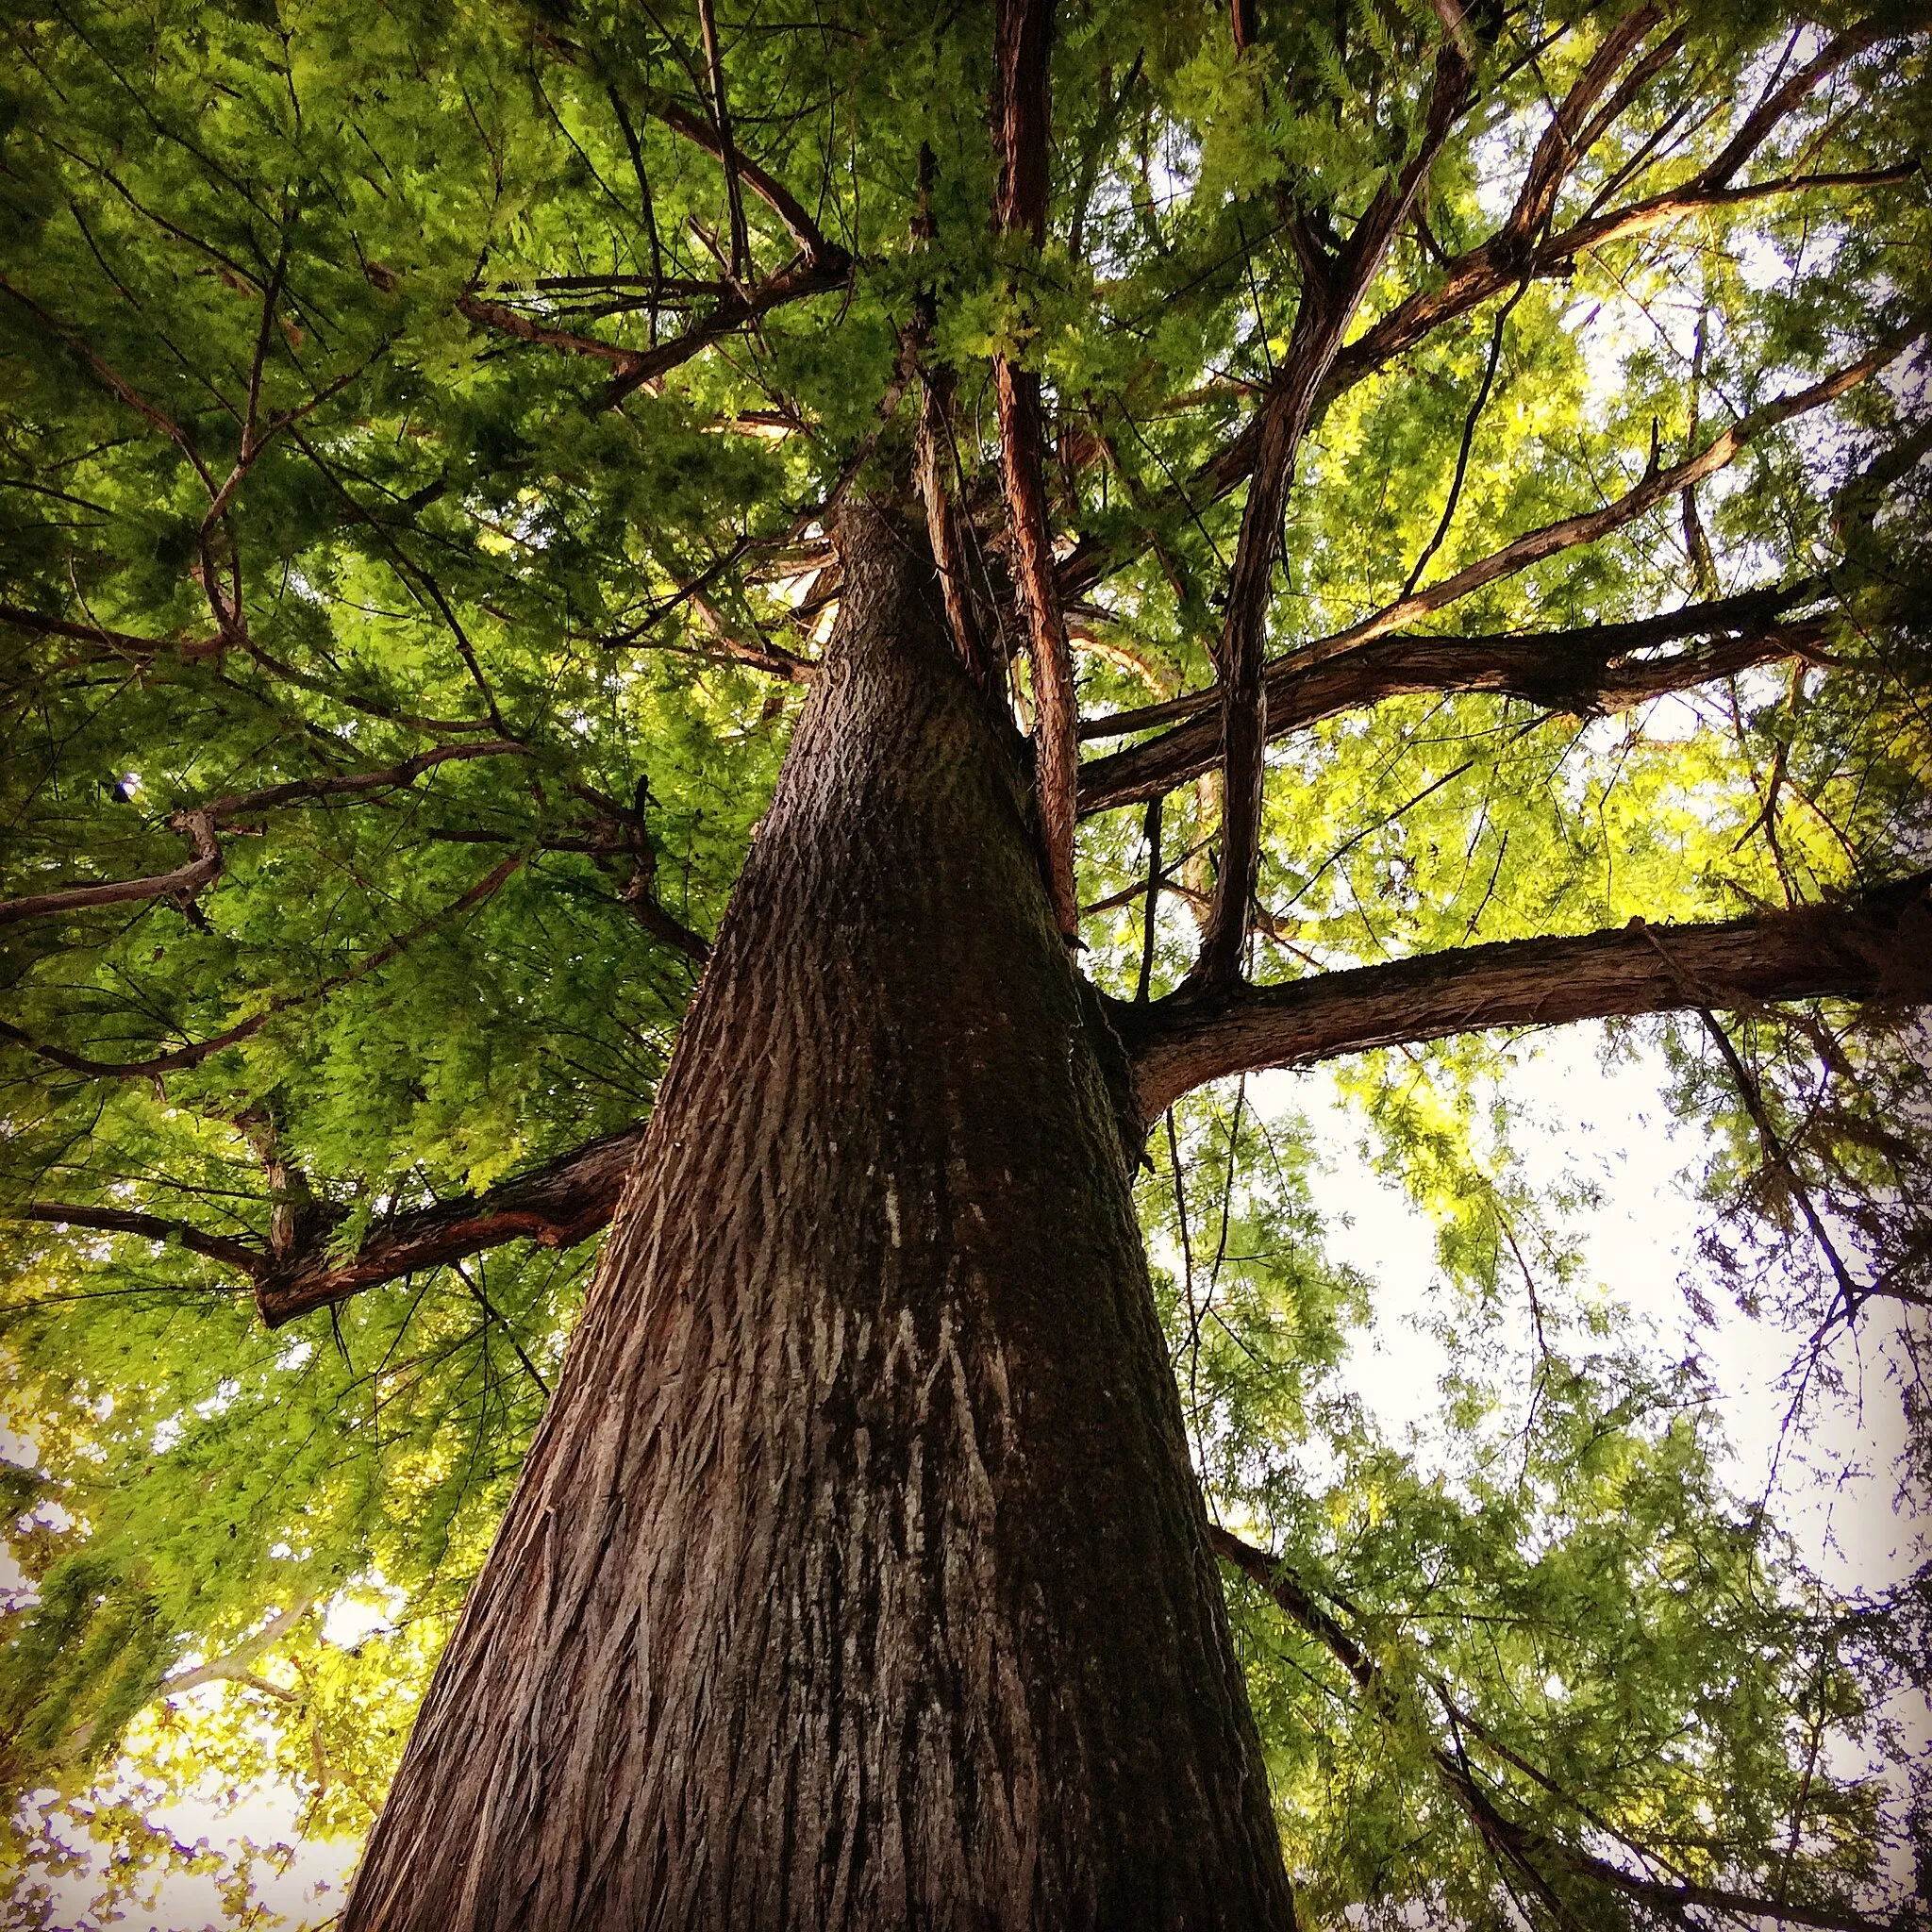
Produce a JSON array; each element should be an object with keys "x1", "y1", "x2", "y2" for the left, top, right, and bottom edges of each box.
[{"x1": 2, "y1": 0, "x2": 1929, "y2": 1925}]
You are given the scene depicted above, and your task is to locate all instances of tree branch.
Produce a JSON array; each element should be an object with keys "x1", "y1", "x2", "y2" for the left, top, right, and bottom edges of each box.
[
  {"x1": 695, "y1": 0, "x2": 751, "y2": 280},
  {"x1": 1211, "y1": 1527, "x2": 1897, "y2": 1932},
  {"x1": 0, "y1": 811, "x2": 222, "y2": 927},
  {"x1": 1, "y1": 852, "x2": 525, "y2": 1081},
  {"x1": 1191, "y1": 20, "x2": 1478, "y2": 987},
  {"x1": 1077, "y1": 585, "x2": 1830, "y2": 813},
  {"x1": 8, "y1": 1124, "x2": 649, "y2": 1327},
  {"x1": 992, "y1": 0, "x2": 1081, "y2": 939},
  {"x1": 1121, "y1": 872, "x2": 1932, "y2": 1123},
  {"x1": 1051, "y1": 0, "x2": 1917, "y2": 613},
  {"x1": 0, "y1": 742, "x2": 525, "y2": 929},
  {"x1": 16, "y1": 1202, "x2": 265, "y2": 1277},
  {"x1": 35, "y1": 878, "x2": 1925, "y2": 1322},
  {"x1": 251, "y1": 1124, "x2": 646, "y2": 1325},
  {"x1": 600, "y1": 249, "x2": 850, "y2": 408},
  {"x1": 637, "y1": 90, "x2": 832, "y2": 259}
]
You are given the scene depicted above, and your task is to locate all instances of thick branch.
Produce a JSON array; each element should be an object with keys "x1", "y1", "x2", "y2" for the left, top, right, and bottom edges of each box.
[
  {"x1": 1122, "y1": 872, "x2": 1932, "y2": 1122},
  {"x1": 1078, "y1": 588, "x2": 1828, "y2": 813},
  {"x1": 1502, "y1": 5, "x2": 1665, "y2": 247},
  {"x1": 1074, "y1": 330, "x2": 1912, "y2": 810},
  {"x1": 1193, "y1": 23, "x2": 1476, "y2": 987},
  {"x1": 9, "y1": 1125, "x2": 648, "y2": 1325},
  {"x1": 252, "y1": 1124, "x2": 645, "y2": 1325},
  {"x1": 0, "y1": 601, "x2": 222, "y2": 660},
  {"x1": 0, "y1": 811, "x2": 222, "y2": 927}
]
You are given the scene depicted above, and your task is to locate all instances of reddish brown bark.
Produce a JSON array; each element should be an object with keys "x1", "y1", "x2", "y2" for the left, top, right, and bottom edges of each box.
[
  {"x1": 252, "y1": 1125, "x2": 648, "y2": 1325},
  {"x1": 992, "y1": 0, "x2": 1082, "y2": 939},
  {"x1": 343, "y1": 503, "x2": 1294, "y2": 1931},
  {"x1": 1121, "y1": 872, "x2": 1932, "y2": 1122},
  {"x1": 1191, "y1": 28, "x2": 1474, "y2": 987},
  {"x1": 25, "y1": 849, "x2": 1921, "y2": 1322}
]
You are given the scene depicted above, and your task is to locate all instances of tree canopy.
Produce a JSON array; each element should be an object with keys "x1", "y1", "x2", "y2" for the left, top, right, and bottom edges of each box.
[{"x1": 1, "y1": 0, "x2": 1929, "y2": 1924}]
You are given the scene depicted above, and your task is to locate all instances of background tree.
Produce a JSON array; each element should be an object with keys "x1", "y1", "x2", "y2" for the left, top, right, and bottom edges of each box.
[{"x1": 1, "y1": 0, "x2": 1929, "y2": 1924}]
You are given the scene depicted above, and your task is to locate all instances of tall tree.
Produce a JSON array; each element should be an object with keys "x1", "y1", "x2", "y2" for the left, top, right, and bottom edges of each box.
[{"x1": 2, "y1": 0, "x2": 1928, "y2": 1926}]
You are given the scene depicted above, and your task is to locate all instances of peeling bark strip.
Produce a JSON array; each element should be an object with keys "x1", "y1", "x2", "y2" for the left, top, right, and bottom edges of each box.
[
  {"x1": 1123, "y1": 872, "x2": 1932, "y2": 1123},
  {"x1": 992, "y1": 0, "x2": 1082, "y2": 940},
  {"x1": 343, "y1": 503, "x2": 1295, "y2": 1931}
]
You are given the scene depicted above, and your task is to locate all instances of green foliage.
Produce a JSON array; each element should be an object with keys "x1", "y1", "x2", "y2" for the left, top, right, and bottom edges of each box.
[{"x1": 2, "y1": 0, "x2": 1928, "y2": 1923}]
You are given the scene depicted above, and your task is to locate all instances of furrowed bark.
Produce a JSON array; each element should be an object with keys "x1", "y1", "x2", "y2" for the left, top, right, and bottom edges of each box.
[
  {"x1": 1078, "y1": 590, "x2": 1829, "y2": 813},
  {"x1": 992, "y1": 0, "x2": 1082, "y2": 939},
  {"x1": 29, "y1": 859, "x2": 1920, "y2": 1324},
  {"x1": 344, "y1": 501, "x2": 1295, "y2": 1931},
  {"x1": 1122, "y1": 872, "x2": 1932, "y2": 1123}
]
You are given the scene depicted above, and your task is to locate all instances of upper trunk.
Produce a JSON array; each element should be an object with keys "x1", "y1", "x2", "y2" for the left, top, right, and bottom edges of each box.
[{"x1": 344, "y1": 502, "x2": 1293, "y2": 1931}]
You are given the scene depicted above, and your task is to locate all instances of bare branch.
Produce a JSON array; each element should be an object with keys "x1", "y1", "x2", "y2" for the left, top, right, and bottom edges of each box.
[
  {"x1": 253, "y1": 1125, "x2": 646, "y2": 1325},
  {"x1": 1121, "y1": 872, "x2": 1932, "y2": 1123},
  {"x1": 1, "y1": 852, "x2": 525, "y2": 1082},
  {"x1": 15, "y1": 1201, "x2": 264, "y2": 1277},
  {"x1": 0, "y1": 811, "x2": 222, "y2": 927},
  {"x1": 1192, "y1": 23, "x2": 1479, "y2": 988},
  {"x1": 1078, "y1": 587, "x2": 1831, "y2": 813}
]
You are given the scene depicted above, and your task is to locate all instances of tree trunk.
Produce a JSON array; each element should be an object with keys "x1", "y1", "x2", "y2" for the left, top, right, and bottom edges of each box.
[{"x1": 344, "y1": 501, "x2": 1294, "y2": 1931}]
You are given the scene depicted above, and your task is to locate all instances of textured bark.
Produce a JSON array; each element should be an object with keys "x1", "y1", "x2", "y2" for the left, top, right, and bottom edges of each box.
[
  {"x1": 992, "y1": 0, "x2": 1082, "y2": 939},
  {"x1": 344, "y1": 502, "x2": 1294, "y2": 1931}
]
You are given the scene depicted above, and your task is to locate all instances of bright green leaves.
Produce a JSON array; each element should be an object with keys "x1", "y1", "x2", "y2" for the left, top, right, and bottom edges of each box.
[{"x1": 3, "y1": 0, "x2": 1929, "y2": 1923}]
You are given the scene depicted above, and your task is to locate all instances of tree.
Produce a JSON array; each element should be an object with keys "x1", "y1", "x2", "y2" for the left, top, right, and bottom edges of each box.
[{"x1": 1, "y1": 0, "x2": 1929, "y2": 1924}]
